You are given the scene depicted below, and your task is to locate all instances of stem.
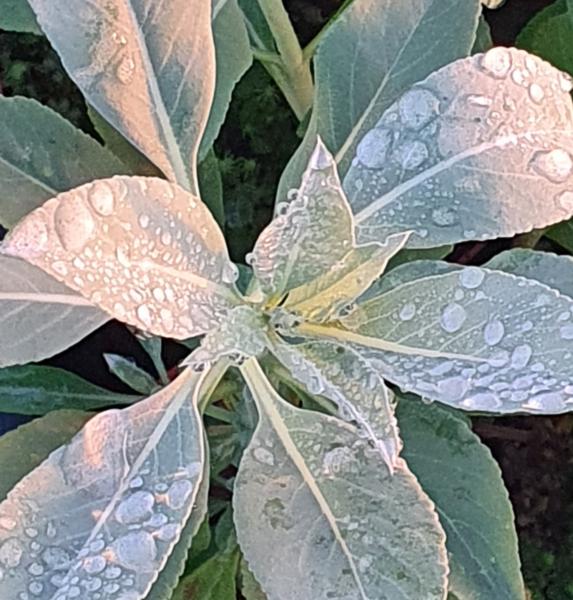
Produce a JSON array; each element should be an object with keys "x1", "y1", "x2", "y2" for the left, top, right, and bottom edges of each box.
[{"x1": 257, "y1": 0, "x2": 314, "y2": 120}]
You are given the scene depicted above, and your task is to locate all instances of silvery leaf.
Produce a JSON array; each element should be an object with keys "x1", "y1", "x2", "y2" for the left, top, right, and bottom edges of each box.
[
  {"x1": 0, "y1": 368, "x2": 207, "y2": 600},
  {"x1": 1, "y1": 176, "x2": 240, "y2": 339},
  {"x1": 348, "y1": 48, "x2": 573, "y2": 248},
  {"x1": 0, "y1": 256, "x2": 108, "y2": 367},
  {"x1": 235, "y1": 359, "x2": 448, "y2": 600},
  {"x1": 28, "y1": 0, "x2": 216, "y2": 192}
]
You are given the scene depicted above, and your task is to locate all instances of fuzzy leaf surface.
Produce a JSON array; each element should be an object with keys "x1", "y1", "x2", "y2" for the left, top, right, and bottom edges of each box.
[
  {"x1": 1, "y1": 176, "x2": 239, "y2": 339},
  {"x1": 0, "y1": 256, "x2": 108, "y2": 367},
  {"x1": 347, "y1": 48, "x2": 573, "y2": 248},
  {"x1": 28, "y1": 0, "x2": 215, "y2": 192},
  {"x1": 235, "y1": 359, "x2": 448, "y2": 600},
  {"x1": 0, "y1": 369, "x2": 207, "y2": 600},
  {"x1": 0, "y1": 0, "x2": 39, "y2": 32}
]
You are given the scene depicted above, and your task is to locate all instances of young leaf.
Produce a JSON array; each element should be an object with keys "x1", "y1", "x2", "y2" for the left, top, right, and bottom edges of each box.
[
  {"x1": 240, "y1": 559, "x2": 268, "y2": 600},
  {"x1": 0, "y1": 410, "x2": 91, "y2": 500},
  {"x1": 235, "y1": 359, "x2": 448, "y2": 600},
  {"x1": 278, "y1": 0, "x2": 480, "y2": 198},
  {"x1": 28, "y1": 0, "x2": 216, "y2": 192},
  {"x1": 198, "y1": 149, "x2": 226, "y2": 227},
  {"x1": 0, "y1": 368, "x2": 207, "y2": 600},
  {"x1": 271, "y1": 338, "x2": 401, "y2": 473},
  {"x1": 472, "y1": 16, "x2": 493, "y2": 53},
  {"x1": 347, "y1": 48, "x2": 573, "y2": 248},
  {"x1": 398, "y1": 397, "x2": 526, "y2": 600},
  {"x1": 0, "y1": 0, "x2": 40, "y2": 33},
  {"x1": 104, "y1": 353, "x2": 159, "y2": 395},
  {"x1": 321, "y1": 266, "x2": 573, "y2": 413},
  {"x1": 1, "y1": 176, "x2": 240, "y2": 339},
  {"x1": 0, "y1": 97, "x2": 128, "y2": 228},
  {"x1": 0, "y1": 256, "x2": 108, "y2": 367},
  {"x1": 0, "y1": 365, "x2": 136, "y2": 416}
]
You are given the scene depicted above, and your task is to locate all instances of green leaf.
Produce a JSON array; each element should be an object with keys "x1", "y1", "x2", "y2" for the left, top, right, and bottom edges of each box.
[
  {"x1": 278, "y1": 0, "x2": 480, "y2": 198},
  {"x1": 271, "y1": 338, "x2": 401, "y2": 473},
  {"x1": 1, "y1": 176, "x2": 240, "y2": 339},
  {"x1": 0, "y1": 365, "x2": 136, "y2": 415},
  {"x1": 472, "y1": 16, "x2": 493, "y2": 53},
  {"x1": 28, "y1": 0, "x2": 216, "y2": 193},
  {"x1": 398, "y1": 397, "x2": 526, "y2": 600},
  {"x1": 235, "y1": 359, "x2": 448, "y2": 600},
  {"x1": 0, "y1": 0, "x2": 40, "y2": 33},
  {"x1": 323, "y1": 265, "x2": 573, "y2": 413},
  {"x1": 346, "y1": 48, "x2": 573, "y2": 248},
  {"x1": 200, "y1": 0, "x2": 253, "y2": 160},
  {"x1": 198, "y1": 149, "x2": 226, "y2": 227},
  {"x1": 0, "y1": 410, "x2": 91, "y2": 500},
  {"x1": 237, "y1": 0, "x2": 275, "y2": 53},
  {"x1": 517, "y1": 0, "x2": 573, "y2": 77},
  {"x1": 0, "y1": 256, "x2": 108, "y2": 367},
  {"x1": 0, "y1": 368, "x2": 207, "y2": 600},
  {"x1": 104, "y1": 353, "x2": 159, "y2": 395},
  {"x1": 0, "y1": 97, "x2": 128, "y2": 228},
  {"x1": 240, "y1": 559, "x2": 268, "y2": 600}
]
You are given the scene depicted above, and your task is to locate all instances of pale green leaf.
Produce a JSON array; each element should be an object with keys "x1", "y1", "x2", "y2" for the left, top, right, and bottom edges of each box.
[
  {"x1": 200, "y1": 0, "x2": 253, "y2": 160},
  {"x1": 240, "y1": 559, "x2": 268, "y2": 600},
  {"x1": 398, "y1": 397, "x2": 525, "y2": 600},
  {"x1": 0, "y1": 97, "x2": 128, "y2": 228},
  {"x1": 322, "y1": 266, "x2": 573, "y2": 413},
  {"x1": 104, "y1": 353, "x2": 159, "y2": 395},
  {"x1": 472, "y1": 16, "x2": 493, "y2": 53},
  {"x1": 0, "y1": 365, "x2": 136, "y2": 415},
  {"x1": 0, "y1": 368, "x2": 207, "y2": 600},
  {"x1": 0, "y1": 410, "x2": 91, "y2": 500},
  {"x1": 237, "y1": 0, "x2": 275, "y2": 53},
  {"x1": 1, "y1": 176, "x2": 240, "y2": 339},
  {"x1": 271, "y1": 338, "x2": 401, "y2": 472},
  {"x1": 235, "y1": 359, "x2": 448, "y2": 600},
  {"x1": 347, "y1": 48, "x2": 573, "y2": 248},
  {"x1": 198, "y1": 149, "x2": 225, "y2": 227},
  {"x1": 278, "y1": 0, "x2": 480, "y2": 199},
  {"x1": 0, "y1": 256, "x2": 108, "y2": 367},
  {"x1": 0, "y1": 0, "x2": 39, "y2": 33},
  {"x1": 28, "y1": 0, "x2": 216, "y2": 192}
]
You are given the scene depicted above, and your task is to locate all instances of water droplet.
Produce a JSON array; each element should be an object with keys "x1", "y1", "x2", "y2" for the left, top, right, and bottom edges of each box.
[
  {"x1": 0, "y1": 538, "x2": 23, "y2": 567},
  {"x1": 394, "y1": 140, "x2": 429, "y2": 170},
  {"x1": 42, "y1": 547, "x2": 71, "y2": 570},
  {"x1": 112, "y1": 531, "x2": 157, "y2": 570},
  {"x1": 431, "y1": 207, "x2": 456, "y2": 227},
  {"x1": 511, "y1": 344, "x2": 533, "y2": 369},
  {"x1": 557, "y1": 190, "x2": 573, "y2": 213},
  {"x1": 221, "y1": 262, "x2": 239, "y2": 284},
  {"x1": 138, "y1": 214, "x2": 150, "y2": 229},
  {"x1": 398, "y1": 88, "x2": 440, "y2": 130},
  {"x1": 309, "y1": 139, "x2": 332, "y2": 170},
  {"x1": 480, "y1": 47, "x2": 512, "y2": 79},
  {"x1": 28, "y1": 582, "x2": 43, "y2": 597},
  {"x1": 54, "y1": 196, "x2": 96, "y2": 252},
  {"x1": 559, "y1": 72, "x2": 573, "y2": 93},
  {"x1": 82, "y1": 555, "x2": 106, "y2": 575},
  {"x1": 560, "y1": 324, "x2": 573, "y2": 339},
  {"x1": 462, "y1": 392, "x2": 500, "y2": 410},
  {"x1": 165, "y1": 480, "x2": 193, "y2": 510},
  {"x1": 322, "y1": 447, "x2": 353, "y2": 477},
  {"x1": 115, "y1": 490, "x2": 155, "y2": 524},
  {"x1": 356, "y1": 128, "x2": 392, "y2": 169},
  {"x1": 88, "y1": 182, "x2": 115, "y2": 216},
  {"x1": 466, "y1": 94, "x2": 492, "y2": 107},
  {"x1": 528, "y1": 83, "x2": 544, "y2": 103},
  {"x1": 137, "y1": 304, "x2": 153, "y2": 328},
  {"x1": 398, "y1": 303, "x2": 416, "y2": 321},
  {"x1": 484, "y1": 319, "x2": 505, "y2": 346},
  {"x1": 116, "y1": 55, "x2": 136, "y2": 84},
  {"x1": 440, "y1": 303, "x2": 466, "y2": 333},
  {"x1": 437, "y1": 376, "x2": 469, "y2": 402},
  {"x1": 155, "y1": 524, "x2": 179, "y2": 542},
  {"x1": 530, "y1": 149, "x2": 573, "y2": 183},
  {"x1": 253, "y1": 446, "x2": 275, "y2": 466}
]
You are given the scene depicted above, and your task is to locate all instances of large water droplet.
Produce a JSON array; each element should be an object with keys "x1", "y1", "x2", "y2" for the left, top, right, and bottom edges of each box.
[
  {"x1": 528, "y1": 83, "x2": 544, "y2": 104},
  {"x1": 165, "y1": 480, "x2": 193, "y2": 510},
  {"x1": 530, "y1": 149, "x2": 573, "y2": 183},
  {"x1": 560, "y1": 324, "x2": 573, "y2": 339},
  {"x1": 557, "y1": 190, "x2": 573, "y2": 213},
  {"x1": 356, "y1": 128, "x2": 392, "y2": 169},
  {"x1": 398, "y1": 303, "x2": 416, "y2": 321},
  {"x1": 253, "y1": 446, "x2": 275, "y2": 467},
  {"x1": 112, "y1": 531, "x2": 157, "y2": 570},
  {"x1": 440, "y1": 303, "x2": 466, "y2": 333},
  {"x1": 511, "y1": 344, "x2": 532, "y2": 369},
  {"x1": 394, "y1": 140, "x2": 429, "y2": 170},
  {"x1": 480, "y1": 47, "x2": 512, "y2": 79},
  {"x1": 137, "y1": 304, "x2": 153, "y2": 328},
  {"x1": 398, "y1": 88, "x2": 440, "y2": 130},
  {"x1": 54, "y1": 196, "x2": 96, "y2": 252},
  {"x1": 484, "y1": 319, "x2": 505, "y2": 346},
  {"x1": 82, "y1": 555, "x2": 107, "y2": 575},
  {"x1": 437, "y1": 376, "x2": 469, "y2": 402},
  {"x1": 115, "y1": 491, "x2": 155, "y2": 524},
  {"x1": 221, "y1": 262, "x2": 239, "y2": 284},
  {"x1": 462, "y1": 392, "x2": 500, "y2": 410},
  {"x1": 88, "y1": 182, "x2": 115, "y2": 216}
]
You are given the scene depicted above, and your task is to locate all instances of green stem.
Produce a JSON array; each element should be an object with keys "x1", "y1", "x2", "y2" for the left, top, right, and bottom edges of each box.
[{"x1": 256, "y1": 0, "x2": 314, "y2": 120}]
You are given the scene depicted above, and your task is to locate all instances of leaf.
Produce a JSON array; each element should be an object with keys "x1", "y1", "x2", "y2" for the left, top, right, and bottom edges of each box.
[
  {"x1": 235, "y1": 359, "x2": 448, "y2": 600},
  {"x1": 346, "y1": 48, "x2": 573, "y2": 248},
  {"x1": 200, "y1": 0, "x2": 253, "y2": 160},
  {"x1": 0, "y1": 368, "x2": 207, "y2": 600},
  {"x1": 1, "y1": 176, "x2": 240, "y2": 339},
  {"x1": 271, "y1": 338, "x2": 401, "y2": 473},
  {"x1": 0, "y1": 0, "x2": 40, "y2": 33},
  {"x1": 517, "y1": 0, "x2": 573, "y2": 77},
  {"x1": 398, "y1": 397, "x2": 526, "y2": 600},
  {"x1": 278, "y1": 0, "x2": 480, "y2": 199},
  {"x1": 0, "y1": 365, "x2": 137, "y2": 416},
  {"x1": 28, "y1": 0, "x2": 216, "y2": 192},
  {"x1": 104, "y1": 354, "x2": 159, "y2": 395},
  {"x1": 198, "y1": 149, "x2": 226, "y2": 227},
  {"x1": 0, "y1": 410, "x2": 91, "y2": 500},
  {"x1": 240, "y1": 559, "x2": 268, "y2": 600},
  {"x1": 323, "y1": 266, "x2": 573, "y2": 413},
  {"x1": 0, "y1": 97, "x2": 128, "y2": 228},
  {"x1": 0, "y1": 255, "x2": 108, "y2": 367},
  {"x1": 472, "y1": 16, "x2": 493, "y2": 53},
  {"x1": 237, "y1": 0, "x2": 275, "y2": 53}
]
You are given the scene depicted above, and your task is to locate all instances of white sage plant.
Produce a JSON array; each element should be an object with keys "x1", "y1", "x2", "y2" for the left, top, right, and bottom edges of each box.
[{"x1": 1, "y1": 0, "x2": 573, "y2": 599}]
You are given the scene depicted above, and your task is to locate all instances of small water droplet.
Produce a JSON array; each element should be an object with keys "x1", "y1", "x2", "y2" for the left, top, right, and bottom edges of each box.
[
  {"x1": 137, "y1": 304, "x2": 153, "y2": 328},
  {"x1": 528, "y1": 83, "x2": 544, "y2": 103},
  {"x1": 484, "y1": 319, "x2": 505, "y2": 346},
  {"x1": 115, "y1": 490, "x2": 155, "y2": 524},
  {"x1": 530, "y1": 149, "x2": 573, "y2": 183},
  {"x1": 398, "y1": 303, "x2": 416, "y2": 321},
  {"x1": 82, "y1": 555, "x2": 107, "y2": 575},
  {"x1": 511, "y1": 344, "x2": 533, "y2": 369},
  {"x1": 394, "y1": 140, "x2": 429, "y2": 170},
  {"x1": 466, "y1": 94, "x2": 492, "y2": 107},
  {"x1": 42, "y1": 547, "x2": 70, "y2": 570},
  {"x1": 559, "y1": 72, "x2": 573, "y2": 93},
  {"x1": 116, "y1": 55, "x2": 136, "y2": 84},
  {"x1": 112, "y1": 531, "x2": 157, "y2": 570},
  {"x1": 165, "y1": 480, "x2": 193, "y2": 510},
  {"x1": 398, "y1": 88, "x2": 440, "y2": 130},
  {"x1": 0, "y1": 517, "x2": 16, "y2": 531},
  {"x1": 431, "y1": 207, "x2": 456, "y2": 227},
  {"x1": 138, "y1": 214, "x2": 150, "y2": 229},
  {"x1": 253, "y1": 446, "x2": 275, "y2": 466},
  {"x1": 480, "y1": 47, "x2": 512, "y2": 79},
  {"x1": 28, "y1": 582, "x2": 43, "y2": 597},
  {"x1": 88, "y1": 182, "x2": 115, "y2": 216},
  {"x1": 309, "y1": 139, "x2": 332, "y2": 170},
  {"x1": 221, "y1": 262, "x2": 239, "y2": 284},
  {"x1": 440, "y1": 303, "x2": 466, "y2": 333},
  {"x1": 356, "y1": 128, "x2": 392, "y2": 169}
]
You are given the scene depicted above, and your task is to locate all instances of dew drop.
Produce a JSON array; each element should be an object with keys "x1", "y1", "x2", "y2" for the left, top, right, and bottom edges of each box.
[
  {"x1": 253, "y1": 446, "x2": 275, "y2": 466},
  {"x1": 82, "y1": 555, "x2": 107, "y2": 575},
  {"x1": 112, "y1": 531, "x2": 157, "y2": 570},
  {"x1": 437, "y1": 376, "x2": 469, "y2": 402},
  {"x1": 165, "y1": 480, "x2": 193, "y2": 510},
  {"x1": 115, "y1": 490, "x2": 155, "y2": 524},
  {"x1": 480, "y1": 47, "x2": 512, "y2": 79},
  {"x1": 530, "y1": 149, "x2": 573, "y2": 183},
  {"x1": 557, "y1": 190, "x2": 573, "y2": 213},
  {"x1": 155, "y1": 524, "x2": 180, "y2": 542},
  {"x1": 394, "y1": 140, "x2": 429, "y2": 170},
  {"x1": 398, "y1": 303, "x2": 416, "y2": 321},
  {"x1": 116, "y1": 55, "x2": 136, "y2": 84},
  {"x1": 511, "y1": 344, "x2": 533, "y2": 369},
  {"x1": 41, "y1": 547, "x2": 71, "y2": 570},
  {"x1": 137, "y1": 304, "x2": 153, "y2": 328},
  {"x1": 138, "y1": 214, "x2": 150, "y2": 229},
  {"x1": 461, "y1": 392, "x2": 500, "y2": 410},
  {"x1": 431, "y1": 207, "x2": 456, "y2": 227},
  {"x1": 528, "y1": 83, "x2": 544, "y2": 104},
  {"x1": 484, "y1": 319, "x2": 505, "y2": 346},
  {"x1": 88, "y1": 182, "x2": 115, "y2": 216},
  {"x1": 560, "y1": 72, "x2": 573, "y2": 93},
  {"x1": 440, "y1": 303, "x2": 466, "y2": 333},
  {"x1": 356, "y1": 128, "x2": 392, "y2": 169},
  {"x1": 221, "y1": 262, "x2": 239, "y2": 284},
  {"x1": 398, "y1": 88, "x2": 440, "y2": 130},
  {"x1": 560, "y1": 324, "x2": 573, "y2": 339},
  {"x1": 54, "y1": 196, "x2": 96, "y2": 252}
]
